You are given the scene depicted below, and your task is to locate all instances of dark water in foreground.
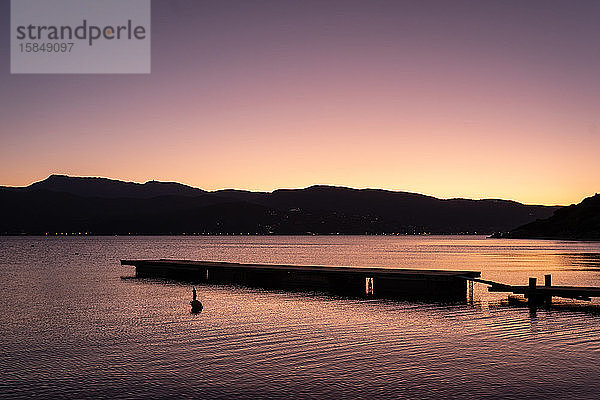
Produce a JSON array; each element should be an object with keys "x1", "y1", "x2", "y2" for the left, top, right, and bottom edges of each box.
[{"x1": 1, "y1": 235, "x2": 600, "y2": 399}]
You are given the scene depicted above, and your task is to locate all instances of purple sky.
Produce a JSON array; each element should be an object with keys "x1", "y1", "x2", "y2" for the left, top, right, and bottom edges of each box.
[{"x1": 1, "y1": 0, "x2": 599, "y2": 205}]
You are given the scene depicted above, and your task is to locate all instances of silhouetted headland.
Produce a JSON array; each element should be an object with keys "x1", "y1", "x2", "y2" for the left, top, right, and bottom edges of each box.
[
  {"x1": 0, "y1": 174, "x2": 557, "y2": 235},
  {"x1": 493, "y1": 194, "x2": 600, "y2": 240}
]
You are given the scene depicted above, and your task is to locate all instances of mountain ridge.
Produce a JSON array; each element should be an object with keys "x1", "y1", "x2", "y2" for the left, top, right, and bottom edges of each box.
[
  {"x1": 0, "y1": 174, "x2": 560, "y2": 235},
  {"x1": 20, "y1": 174, "x2": 207, "y2": 199}
]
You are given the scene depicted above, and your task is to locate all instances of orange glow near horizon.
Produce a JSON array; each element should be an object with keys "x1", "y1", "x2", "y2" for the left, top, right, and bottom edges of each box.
[
  {"x1": 1, "y1": 79, "x2": 598, "y2": 206},
  {"x1": 2, "y1": 83, "x2": 598, "y2": 206}
]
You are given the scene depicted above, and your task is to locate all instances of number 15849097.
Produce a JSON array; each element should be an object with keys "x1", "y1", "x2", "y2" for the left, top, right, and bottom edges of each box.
[{"x1": 19, "y1": 42, "x2": 74, "y2": 53}]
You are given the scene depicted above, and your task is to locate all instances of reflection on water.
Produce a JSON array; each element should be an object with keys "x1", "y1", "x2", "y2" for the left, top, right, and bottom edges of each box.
[
  {"x1": 562, "y1": 253, "x2": 600, "y2": 270},
  {"x1": 1, "y1": 235, "x2": 600, "y2": 399}
]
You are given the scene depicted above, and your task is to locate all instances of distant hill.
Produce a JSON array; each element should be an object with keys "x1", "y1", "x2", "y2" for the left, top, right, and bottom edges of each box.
[
  {"x1": 0, "y1": 175, "x2": 559, "y2": 235},
  {"x1": 24, "y1": 174, "x2": 207, "y2": 198},
  {"x1": 496, "y1": 194, "x2": 600, "y2": 240}
]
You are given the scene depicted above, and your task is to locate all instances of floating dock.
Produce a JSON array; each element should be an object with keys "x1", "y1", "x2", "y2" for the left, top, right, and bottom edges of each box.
[
  {"x1": 121, "y1": 259, "x2": 481, "y2": 299},
  {"x1": 466, "y1": 274, "x2": 600, "y2": 304}
]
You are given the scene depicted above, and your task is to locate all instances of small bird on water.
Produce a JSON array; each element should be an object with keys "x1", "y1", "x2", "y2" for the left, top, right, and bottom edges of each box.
[{"x1": 190, "y1": 287, "x2": 203, "y2": 313}]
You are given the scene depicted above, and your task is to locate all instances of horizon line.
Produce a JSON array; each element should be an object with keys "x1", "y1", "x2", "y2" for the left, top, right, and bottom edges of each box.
[{"x1": 0, "y1": 173, "x2": 573, "y2": 207}]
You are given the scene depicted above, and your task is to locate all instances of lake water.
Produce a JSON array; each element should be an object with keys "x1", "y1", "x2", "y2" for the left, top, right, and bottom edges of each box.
[{"x1": 1, "y1": 235, "x2": 600, "y2": 399}]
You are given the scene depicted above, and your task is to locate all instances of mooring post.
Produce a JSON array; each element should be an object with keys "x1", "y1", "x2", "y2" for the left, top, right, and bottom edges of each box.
[
  {"x1": 528, "y1": 277, "x2": 537, "y2": 308},
  {"x1": 544, "y1": 274, "x2": 552, "y2": 307}
]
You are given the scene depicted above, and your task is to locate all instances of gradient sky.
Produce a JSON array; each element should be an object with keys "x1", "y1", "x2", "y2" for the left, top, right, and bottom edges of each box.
[{"x1": 1, "y1": 0, "x2": 599, "y2": 205}]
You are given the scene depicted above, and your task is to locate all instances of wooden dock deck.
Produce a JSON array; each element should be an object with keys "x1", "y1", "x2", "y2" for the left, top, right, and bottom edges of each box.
[
  {"x1": 466, "y1": 275, "x2": 600, "y2": 303},
  {"x1": 121, "y1": 259, "x2": 481, "y2": 299},
  {"x1": 488, "y1": 284, "x2": 600, "y2": 300}
]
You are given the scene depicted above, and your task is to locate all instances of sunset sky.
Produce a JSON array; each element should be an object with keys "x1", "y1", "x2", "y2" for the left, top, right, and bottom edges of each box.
[{"x1": 1, "y1": 0, "x2": 599, "y2": 205}]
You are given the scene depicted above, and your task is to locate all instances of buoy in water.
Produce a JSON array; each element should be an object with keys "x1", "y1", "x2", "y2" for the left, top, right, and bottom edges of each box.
[
  {"x1": 190, "y1": 299, "x2": 203, "y2": 313},
  {"x1": 190, "y1": 287, "x2": 202, "y2": 313}
]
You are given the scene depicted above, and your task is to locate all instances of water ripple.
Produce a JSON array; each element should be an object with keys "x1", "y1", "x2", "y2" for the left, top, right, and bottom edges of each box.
[{"x1": 2, "y1": 236, "x2": 600, "y2": 399}]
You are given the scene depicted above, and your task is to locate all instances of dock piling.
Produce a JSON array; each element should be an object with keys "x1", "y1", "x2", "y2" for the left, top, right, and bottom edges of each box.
[
  {"x1": 528, "y1": 277, "x2": 537, "y2": 308},
  {"x1": 366, "y1": 277, "x2": 374, "y2": 296},
  {"x1": 468, "y1": 280, "x2": 474, "y2": 304},
  {"x1": 544, "y1": 274, "x2": 552, "y2": 307}
]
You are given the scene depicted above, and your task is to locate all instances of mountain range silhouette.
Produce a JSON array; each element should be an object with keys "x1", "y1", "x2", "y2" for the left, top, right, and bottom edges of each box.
[{"x1": 0, "y1": 174, "x2": 560, "y2": 235}]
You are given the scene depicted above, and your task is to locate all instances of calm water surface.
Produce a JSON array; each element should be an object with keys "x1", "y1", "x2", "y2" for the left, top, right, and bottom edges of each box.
[{"x1": 1, "y1": 235, "x2": 600, "y2": 399}]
